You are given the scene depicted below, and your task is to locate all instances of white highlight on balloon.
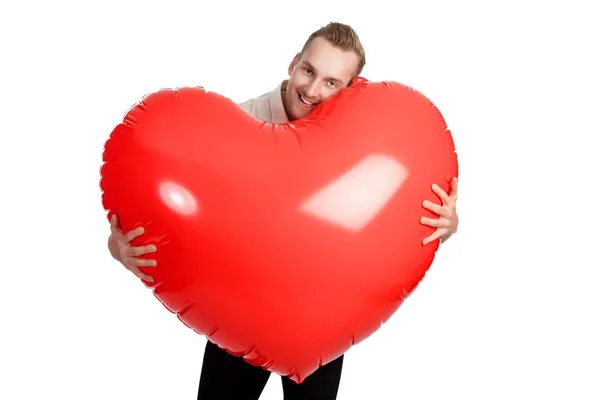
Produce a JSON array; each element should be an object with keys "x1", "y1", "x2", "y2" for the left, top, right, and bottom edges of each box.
[
  {"x1": 299, "y1": 154, "x2": 408, "y2": 232},
  {"x1": 159, "y1": 181, "x2": 199, "y2": 216}
]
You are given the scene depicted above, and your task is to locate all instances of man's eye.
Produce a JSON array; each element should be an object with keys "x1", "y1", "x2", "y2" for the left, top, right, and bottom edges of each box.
[
  {"x1": 304, "y1": 68, "x2": 314, "y2": 75},
  {"x1": 328, "y1": 81, "x2": 337, "y2": 88}
]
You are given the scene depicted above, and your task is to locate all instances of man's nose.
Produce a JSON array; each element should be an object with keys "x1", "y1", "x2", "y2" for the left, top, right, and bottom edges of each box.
[{"x1": 305, "y1": 81, "x2": 320, "y2": 99}]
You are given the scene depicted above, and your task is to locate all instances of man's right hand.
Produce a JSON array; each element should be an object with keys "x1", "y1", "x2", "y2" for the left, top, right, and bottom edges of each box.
[{"x1": 108, "y1": 214, "x2": 157, "y2": 282}]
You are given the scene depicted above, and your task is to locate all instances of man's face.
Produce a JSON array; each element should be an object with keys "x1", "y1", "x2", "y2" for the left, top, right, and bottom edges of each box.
[{"x1": 283, "y1": 36, "x2": 359, "y2": 121}]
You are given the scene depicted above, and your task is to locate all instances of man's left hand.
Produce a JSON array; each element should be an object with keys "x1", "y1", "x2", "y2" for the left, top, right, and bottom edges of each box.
[{"x1": 420, "y1": 177, "x2": 459, "y2": 245}]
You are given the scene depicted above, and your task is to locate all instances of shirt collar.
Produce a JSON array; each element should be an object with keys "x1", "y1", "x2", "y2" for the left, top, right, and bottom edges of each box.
[{"x1": 268, "y1": 80, "x2": 289, "y2": 124}]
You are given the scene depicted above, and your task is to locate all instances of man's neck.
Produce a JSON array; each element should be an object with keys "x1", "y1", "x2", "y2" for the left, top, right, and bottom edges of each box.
[{"x1": 280, "y1": 80, "x2": 291, "y2": 120}]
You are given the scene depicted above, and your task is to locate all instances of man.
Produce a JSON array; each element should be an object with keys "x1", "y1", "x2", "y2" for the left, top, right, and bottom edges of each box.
[{"x1": 108, "y1": 22, "x2": 459, "y2": 399}]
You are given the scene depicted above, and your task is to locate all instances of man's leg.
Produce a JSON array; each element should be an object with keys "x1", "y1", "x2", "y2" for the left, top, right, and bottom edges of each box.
[
  {"x1": 197, "y1": 340, "x2": 271, "y2": 400},
  {"x1": 280, "y1": 354, "x2": 344, "y2": 400}
]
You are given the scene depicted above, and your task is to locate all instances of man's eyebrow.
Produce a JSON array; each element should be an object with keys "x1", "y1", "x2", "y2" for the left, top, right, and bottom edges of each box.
[
  {"x1": 302, "y1": 61, "x2": 343, "y2": 84},
  {"x1": 302, "y1": 61, "x2": 317, "y2": 71}
]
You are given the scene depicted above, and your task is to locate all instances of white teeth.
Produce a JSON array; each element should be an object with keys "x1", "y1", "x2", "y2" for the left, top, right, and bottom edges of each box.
[{"x1": 300, "y1": 94, "x2": 315, "y2": 105}]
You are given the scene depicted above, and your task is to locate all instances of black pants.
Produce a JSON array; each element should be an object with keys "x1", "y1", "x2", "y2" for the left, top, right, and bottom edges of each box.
[{"x1": 197, "y1": 340, "x2": 344, "y2": 400}]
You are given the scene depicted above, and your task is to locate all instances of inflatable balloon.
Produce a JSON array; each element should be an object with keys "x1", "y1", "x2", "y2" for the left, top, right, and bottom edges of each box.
[{"x1": 100, "y1": 77, "x2": 458, "y2": 383}]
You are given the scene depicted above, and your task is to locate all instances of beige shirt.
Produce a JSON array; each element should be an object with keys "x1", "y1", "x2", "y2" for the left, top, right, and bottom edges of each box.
[{"x1": 238, "y1": 81, "x2": 289, "y2": 124}]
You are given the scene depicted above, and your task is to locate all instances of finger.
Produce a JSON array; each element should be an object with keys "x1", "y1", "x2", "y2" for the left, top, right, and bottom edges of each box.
[
  {"x1": 422, "y1": 230, "x2": 443, "y2": 245},
  {"x1": 121, "y1": 226, "x2": 145, "y2": 245},
  {"x1": 136, "y1": 258, "x2": 157, "y2": 267},
  {"x1": 109, "y1": 215, "x2": 121, "y2": 233},
  {"x1": 130, "y1": 244, "x2": 157, "y2": 257},
  {"x1": 432, "y1": 183, "x2": 451, "y2": 204},
  {"x1": 449, "y1": 177, "x2": 458, "y2": 199},
  {"x1": 139, "y1": 273, "x2": 154, "y2": 283},
  {"x1": 422, "y1": 200, "x2": 451, "y2": 218},
  {"x1": 127, "y1": 265, "x2": 155, "y2": 282},
  {"x1": 420, "y1": 216, "x2": 451, "y2": 228}
]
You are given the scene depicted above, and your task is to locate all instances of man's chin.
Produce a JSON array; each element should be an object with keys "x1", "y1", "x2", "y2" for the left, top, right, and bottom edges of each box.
[{"x1": 290, "y1": 106, "x2": 314, "y2": 121}]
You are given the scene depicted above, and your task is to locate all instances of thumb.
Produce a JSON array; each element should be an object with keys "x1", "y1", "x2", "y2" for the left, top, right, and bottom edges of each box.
[
  {"x1": 110, "y1": 214, "x2": 121, "y2": 232},
  {"x1": 449, "y1": 177, "x2": 458, "y2": 197}
]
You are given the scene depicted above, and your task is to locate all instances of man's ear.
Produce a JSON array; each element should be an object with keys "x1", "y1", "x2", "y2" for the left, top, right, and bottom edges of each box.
[{"x1": 288, "y1": 53, "x2": 300, "y2": 76}]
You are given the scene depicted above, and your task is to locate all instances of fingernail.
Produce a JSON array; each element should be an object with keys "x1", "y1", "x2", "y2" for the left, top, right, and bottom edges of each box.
[{"x1": 149, "y1": 245, "x2": 157, "y2": 252}]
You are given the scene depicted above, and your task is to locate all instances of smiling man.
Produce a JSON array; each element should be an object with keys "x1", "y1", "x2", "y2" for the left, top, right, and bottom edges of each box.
[
  {"x1": 239, "y1": 27, "x2": 363, "y2": 124},
  {"x1": 280, "y1": 35, "x2": 361, "y2": 120},
  {"x1": 107, "y1": 22, "x2": 459, "y2": 400}
]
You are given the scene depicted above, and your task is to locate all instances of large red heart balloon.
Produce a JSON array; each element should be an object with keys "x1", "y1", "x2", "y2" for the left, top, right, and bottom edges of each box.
[{"x1": 100, "y1": 77, "x2": 458, "y2": 383}]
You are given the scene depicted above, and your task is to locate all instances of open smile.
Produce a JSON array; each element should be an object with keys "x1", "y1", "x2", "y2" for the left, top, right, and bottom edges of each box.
[{"x1": 297, "y1": 92, "x2": 318, "y2": 108}]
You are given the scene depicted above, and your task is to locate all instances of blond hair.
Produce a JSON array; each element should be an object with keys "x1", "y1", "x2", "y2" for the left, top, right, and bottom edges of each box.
[{"x1": 300, "y1": 22, "x2": 366, "y2": 76}]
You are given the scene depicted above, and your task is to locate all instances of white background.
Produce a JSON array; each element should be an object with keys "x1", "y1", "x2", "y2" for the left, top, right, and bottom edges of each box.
[{"x1": 1, "y1": 0, "x2": 599, "y2": 399}]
